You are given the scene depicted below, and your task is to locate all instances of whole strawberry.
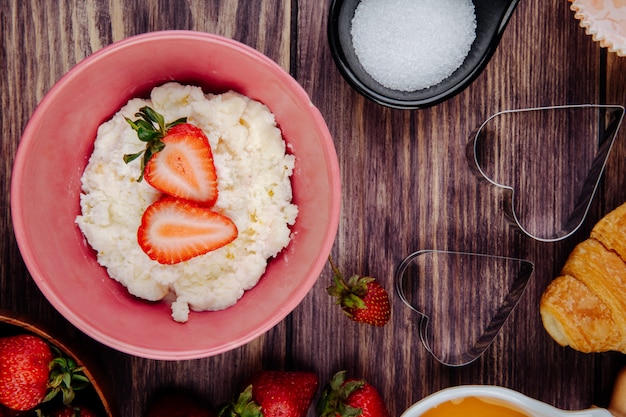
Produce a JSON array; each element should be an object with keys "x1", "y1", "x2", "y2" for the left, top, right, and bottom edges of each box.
[
  {"x1": 219, "y1": 371, "x2": 318, "y2": 417},
  {"x1": 0, "y1": 335, "x2": 54, "y2": 411},
  {"x1": 327, "y1": 258, "x2": 391, "y2": 326},
  {"x1": 317, "y1": 371, "x2": 390, "y2": 417}
]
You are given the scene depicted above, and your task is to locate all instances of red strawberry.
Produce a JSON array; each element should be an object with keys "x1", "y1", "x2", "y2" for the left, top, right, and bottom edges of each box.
[
  {"x1": 317, "y1": 371, "x2": 390, "y2": 417},
  {"x1": 144, "y1": 392, "x2": 214, "y2": 417},
  {"x1": 138, "y1": 197, "x2": 238, "y2": 264},
  {"x1": 327, "y1": 258, "x2": 391, "y2": 326},
  {"x1": 0, "y1": 335, "x2": 53, "y2": 411},
  {"x1": 124, "y1": 106, "x2": 219, "y2": 205},
  {"x1": 219, "y1": 371, "x2": 318, "y2": 417},
  {"x1": 49, "y1": 405, "x2": 98, "y2": 417},
  {"x1": 144, "y1": 123, "x2": 218, "y2": 205}
]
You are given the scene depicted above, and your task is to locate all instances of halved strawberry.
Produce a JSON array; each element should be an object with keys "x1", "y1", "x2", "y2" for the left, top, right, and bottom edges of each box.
[
  {"x1": 124, "y1": 107, "x2": 219, "y2": 205},
  {"x1": 138, "y1": 197, "x2": 238, "y2": 265},
  {"x1": 144, "y1": 123, "x2": 218, "y2": 205}
]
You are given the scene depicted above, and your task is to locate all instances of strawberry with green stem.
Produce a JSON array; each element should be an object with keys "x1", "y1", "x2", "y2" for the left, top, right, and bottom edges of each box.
[
  {"x1": 123, "y1": 106, "x2": 186, "y2": 181},
  {"x1": 317, "y1": 371, "x2": 390, "y2": 417},
  {"x1": 0, "y1": 335, "x2": 89, "y2": 412},
  {"x1": 327, "y1": 258, "x2": 391, "y2": 327},
  {"x1": 124, "y1": 106, "x2": 219, "y2": 206},
  {"x1": 219, "y1": 371, "x2": 318, "y2": 417}
]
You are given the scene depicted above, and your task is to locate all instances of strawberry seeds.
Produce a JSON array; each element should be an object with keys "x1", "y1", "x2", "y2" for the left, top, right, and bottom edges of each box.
[
  {"x1": 76, "y1": 84, "x2": 298, "y2": 322},
  {"x1": 124, "y1": 106, "x2": 237, "y2": 265}
]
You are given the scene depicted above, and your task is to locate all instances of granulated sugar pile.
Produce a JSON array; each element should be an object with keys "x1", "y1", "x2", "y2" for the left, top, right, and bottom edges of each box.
[{"x1": 351, "y1": 0, "x2": 477, "y2": 92}]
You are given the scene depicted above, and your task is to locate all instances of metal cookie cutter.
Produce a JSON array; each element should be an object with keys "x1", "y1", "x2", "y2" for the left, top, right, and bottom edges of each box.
[
  {"x1": 395, "y1": 250, "x2": 534, "y2": 367},
  {"x1": 467, "y1": 104, "x2": 625, "y2": 242}
]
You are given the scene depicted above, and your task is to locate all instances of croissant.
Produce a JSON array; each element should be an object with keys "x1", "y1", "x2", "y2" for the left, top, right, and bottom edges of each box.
[{"x1": 540, "y1": 202, "x2": 626, "y2": 353}]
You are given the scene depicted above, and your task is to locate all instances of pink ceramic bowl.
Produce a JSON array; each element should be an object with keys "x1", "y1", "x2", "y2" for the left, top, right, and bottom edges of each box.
[{"x1": 11, "y1": 31, "x2": 341, "y2": 360}]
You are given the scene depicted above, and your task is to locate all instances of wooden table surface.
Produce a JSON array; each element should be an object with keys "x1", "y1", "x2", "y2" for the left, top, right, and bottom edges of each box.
[{"x1": 2, "y1": 1, "x2": 626, "y2": 416}]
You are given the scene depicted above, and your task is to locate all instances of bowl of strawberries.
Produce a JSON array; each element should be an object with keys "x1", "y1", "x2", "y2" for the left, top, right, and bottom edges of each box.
[
  {"x1": 0, "y1": 309, "x2": 117, "y2": 416},
  {"x1": 10, "y1": 31, "x2": 341, "y2": 359}
]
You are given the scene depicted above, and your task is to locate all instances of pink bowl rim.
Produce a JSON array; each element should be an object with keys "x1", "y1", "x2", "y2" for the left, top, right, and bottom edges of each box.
[{"x1": 10, "y1": 30, "x2": 341, "y2": 359}]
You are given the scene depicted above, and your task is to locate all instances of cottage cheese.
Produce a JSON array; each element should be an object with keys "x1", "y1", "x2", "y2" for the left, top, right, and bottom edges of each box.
[{"x1": 76, "y1": 83, "x2": 298, "y2": 323}]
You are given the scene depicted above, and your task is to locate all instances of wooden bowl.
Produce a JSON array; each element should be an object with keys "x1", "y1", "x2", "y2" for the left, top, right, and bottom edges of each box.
[{"x1": 0, "y1": 309, "x2": 118, "y2": 417}]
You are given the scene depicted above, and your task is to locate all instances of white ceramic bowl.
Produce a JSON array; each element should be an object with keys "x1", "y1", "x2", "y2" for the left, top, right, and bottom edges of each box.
[
  {"x1": 400, "y1": 386, "x2": 611, "y2": 417},
  {"x1": 11, "y1": 31, "x2": 341, "y2": 360}
]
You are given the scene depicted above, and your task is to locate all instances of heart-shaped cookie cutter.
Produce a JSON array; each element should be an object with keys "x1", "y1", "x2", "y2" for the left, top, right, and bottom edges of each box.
[
  {"x1": 467, "y1": 104, "x2": 624, "y2": 242},
  {"x1": 395, "y1": 250, "x2": 534, "y2": 366}
]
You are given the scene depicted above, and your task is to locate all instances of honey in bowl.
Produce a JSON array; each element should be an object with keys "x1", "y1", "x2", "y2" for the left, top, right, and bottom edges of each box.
[{"x1": 420, "y1": 395, "x2": 530, "y2": 417}]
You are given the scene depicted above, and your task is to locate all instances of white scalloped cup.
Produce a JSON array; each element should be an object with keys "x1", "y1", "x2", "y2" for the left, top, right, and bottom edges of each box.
[{"x1": 570, "y1": 0, "x2": 626, "y2": 56}]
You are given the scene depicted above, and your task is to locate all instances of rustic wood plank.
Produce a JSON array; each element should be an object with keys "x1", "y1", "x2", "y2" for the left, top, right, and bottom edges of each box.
[{"x1": 1, "y1": 0, "x2": 625, "y2": 416}]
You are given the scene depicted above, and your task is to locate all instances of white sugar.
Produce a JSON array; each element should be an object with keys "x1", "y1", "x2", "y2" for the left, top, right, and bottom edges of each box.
[{"x1": 351, "y1": 0, "x2": 477, "y2": 92}]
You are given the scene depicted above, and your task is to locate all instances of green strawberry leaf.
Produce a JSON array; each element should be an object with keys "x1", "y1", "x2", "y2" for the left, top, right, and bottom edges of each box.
[{"x1": 123, "y1": 106, "x2": 188, "y2": 182}]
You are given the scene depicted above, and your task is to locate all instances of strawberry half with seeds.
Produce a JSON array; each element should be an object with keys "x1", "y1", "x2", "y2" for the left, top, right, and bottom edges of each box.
[
  {"x1": 317, "y1": 371, "x2": 391, "y2": 417},
  {"x1": 0, "y1": 335, "x2": 53, "y2": 411},
  {"x1": 138, "y1": 197, "x2": 238, "y2": 264},
  {"x1": 327, "y1": 258, "x2": 391, "y2": 327},
  {"x1": 219, "y1": 371, "x2": 318, "y2": 417},
  {"x1": 124, "y1": 106, "x2": 219, "y2": 206}
]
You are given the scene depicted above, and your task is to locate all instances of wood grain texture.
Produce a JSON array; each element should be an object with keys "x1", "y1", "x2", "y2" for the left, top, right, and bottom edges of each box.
[{"x1": 1, "y1": 0, "x2": 626, "y2": 416}]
